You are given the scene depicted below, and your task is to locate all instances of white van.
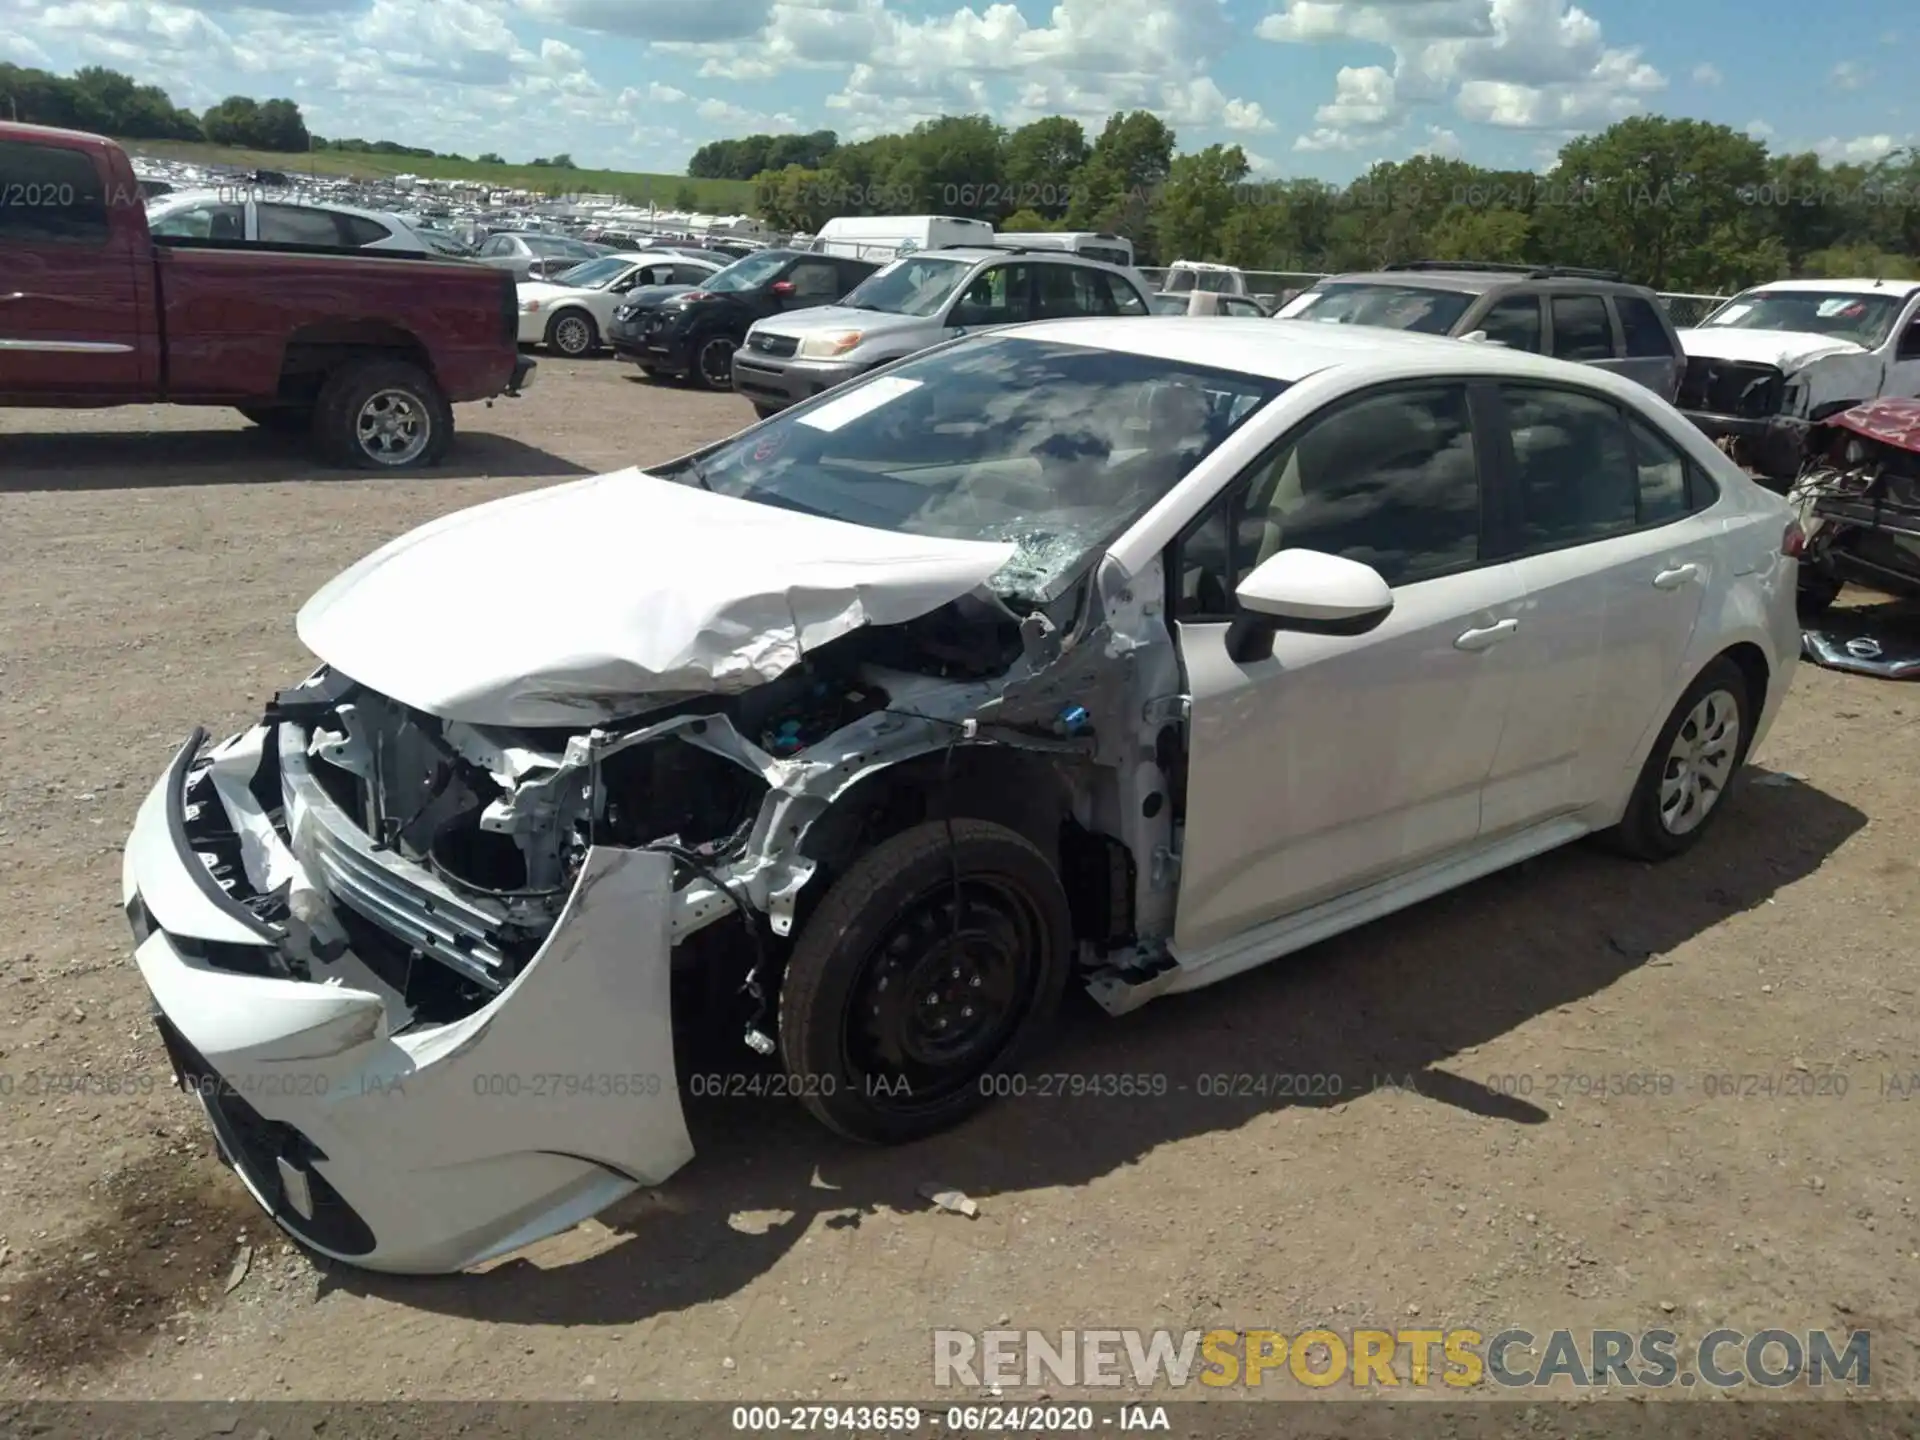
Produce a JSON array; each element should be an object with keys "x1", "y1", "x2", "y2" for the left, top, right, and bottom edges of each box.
[
  {"x1": 1162, "y1": 260, "x2": 1250, "y2": 296},
  {"x1": 811, "y1": 214, "x2": 996, "y2": 263},
  {"x1": 1000, "y1": 231, "x2": 1135, "y2": 267}
]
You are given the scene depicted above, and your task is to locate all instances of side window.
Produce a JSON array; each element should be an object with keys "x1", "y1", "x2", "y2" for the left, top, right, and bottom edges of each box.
[
  {"x1": 1615, "y1": 294, "x2": 1675, "y2": 358},
  {"x1": 1103, "y1": 273, "x2": 1148, "y2": 315},
  {"x1": 1626, "y1": 414, "x2": 1689, "y2": 524},
  {"x1": 258, "y1": 203, "x2": 346, "y2": 247},
  {"x1": 479, "y1": 235, "x2": 506, "y2": 256},
  {"x1": 1174, "y1": 384, "x2": 1481, "y2": 614},
  {"x1": 0, "y1": 140, "x2": 109, "y2": 245},
  {"x1": 669, "y1": 263, "x2": 706, "y2": 285},
  {"x1": 1549, "y1": 294, "x2": 1616, "y2": 362},
  {"x1": 1500, "y1": 384, "x2": 1637, "y2": 548},
  {"x1": 1477, "y1": 296, "x2": 1542, "y2": 352},
  {"x1": 787, "y1": 260, "x2": 839, "y2": 297},
  {"x1": 1897, "y1": 314, "x2": 1920, "y2": 362},
  {"x1": 151, "y1": 202, "x2": 244, "y2": 240},
  {"x1": 336, "y1": 214, "x2": 393, "y2": 247},
  {"x1": 1035, "y1": 264, "x2": 1117, "y2": 318},
  {"x1": 952, "y1": 265, "x2": 1034, "y2": 325}
]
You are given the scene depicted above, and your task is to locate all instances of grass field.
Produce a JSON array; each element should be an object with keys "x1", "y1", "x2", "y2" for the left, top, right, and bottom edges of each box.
[{"x1": 118, "y1": 138, "x2": 758, "y2": 211}]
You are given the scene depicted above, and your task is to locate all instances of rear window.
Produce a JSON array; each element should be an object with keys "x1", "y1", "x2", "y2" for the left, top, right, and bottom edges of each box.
[
  {"x1": 1278, "y1": 282, "x2": 1475, "y2": 336},
  {"x1": 1550, "y1": 294, "x2": 1615, "y2": 362},
  {"x1": 338, "y1": 214, "x2": 394, "y2": 247},
  {"x1": 259, "y1": 203, "x2": 345, "y2": 248},
  {"x1": 1615, "y1": 294, "x2": 1675, "y2": 358},
  {"x1": 0, "y1": 140, "x2": 110, "y2": 245}
]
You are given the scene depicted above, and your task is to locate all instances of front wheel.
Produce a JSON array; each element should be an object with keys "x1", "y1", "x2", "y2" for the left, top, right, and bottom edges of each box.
[
  {"x1": 691, "y1": 334, "x2": 737, "y2": 391},
  {"x1": 311, "y1": 358, "x2": 454, "y2": 471},
  {"x1": 778, "y1": 820, "x2": 1073, "y2": 1145},
  {"x1": 545, "y1": 310, "x2": 598, "y2": 358},
  {"x1": 1601, "y1": 657, "x2": 1752, "y2": 861}
]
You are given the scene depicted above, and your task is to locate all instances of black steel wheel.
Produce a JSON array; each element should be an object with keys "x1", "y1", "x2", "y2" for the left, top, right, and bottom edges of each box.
[
  {"x1": 778, "y1": 819, "x2": 1072, "y2": 1144},
  {"x1": 692, "y1": 334, "x2": 736, "y2": 390}
]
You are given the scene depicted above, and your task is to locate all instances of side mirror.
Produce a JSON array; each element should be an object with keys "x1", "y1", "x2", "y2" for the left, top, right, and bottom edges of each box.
[{"x1": 1225, "y1": 549, "x2": 1394, "y2": 663}]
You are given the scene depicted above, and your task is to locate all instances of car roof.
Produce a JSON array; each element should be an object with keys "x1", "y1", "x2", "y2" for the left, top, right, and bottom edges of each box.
[
  {"x1": 1733, "y1": 277, "x2": 1920, "y2": 298},
  {"x1": 920, "y1": 246, "x2": 1138, "y2": 274},
  {"x1": 1319, "y1": 268, "x2": 1651, "y2": 295},
  {"x1": 1000, "y1": 315, "x2": 1649, "y2": 387}
]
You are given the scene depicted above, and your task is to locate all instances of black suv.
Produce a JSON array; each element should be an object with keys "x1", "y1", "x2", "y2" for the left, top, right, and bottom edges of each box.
[
  {"x1": 621, "y1": 248, "x2": 879, "y2": 390},
  {"x1": 1275, "y1": 261, "x2": 1684, "y2": 401}
]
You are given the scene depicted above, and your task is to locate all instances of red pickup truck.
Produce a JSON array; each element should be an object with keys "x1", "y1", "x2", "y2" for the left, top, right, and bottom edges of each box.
[{"x1": 0, "y1": 122, "x2": 532, "y2": 469}]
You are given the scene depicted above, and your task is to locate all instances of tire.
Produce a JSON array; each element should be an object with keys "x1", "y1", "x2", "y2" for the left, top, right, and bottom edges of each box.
[
  {"x1": 1602, "y1": 656, "x2": 1753, "y2": 862},
  {"x1": 310, "y1": 358, "x2": 454, "y2": 471},
  {"x1": 545, "y1": 310, "x2": 598, "y2": 358},
  {"x1": 690, "y1": 334, "x2": 737, "y2": 391},
  {"x1": 1797, "y1": 567, "x2": 1843, "y2": 616},
  {"x1": 237, "y1": 404, "x2": 313, "y2": 434},
  {"x1": 778, "y1": 819, "x2": 1073, "y2": 1145}
]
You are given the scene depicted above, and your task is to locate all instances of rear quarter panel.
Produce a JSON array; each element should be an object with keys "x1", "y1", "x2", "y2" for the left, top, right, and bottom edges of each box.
[{"x1": 154, "y1": 247, "x2": 517, "y2": 402}]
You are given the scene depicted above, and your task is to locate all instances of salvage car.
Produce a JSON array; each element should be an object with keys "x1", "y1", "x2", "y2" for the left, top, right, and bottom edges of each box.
[
  {"x1": 516, "y1": 251, "x2": 726, "y2": 357},
  {"x1": 146, "y1": 190, "x2": 438, "y2": 254},
  {"x1": 1, "y1": 122, "x2": 530, "y2": 469},
  {"x1": 733, "y1": 246, "x2": 1153, "y2": 417},
  {"x1": 1788, "y1": 397, "x2": 1920, "y2": 659},
  {"x1": 1275, "y1": 261, "x2": 1684, "y2": 401},
  {"x1": 124, "y1": 321, "x2": 1800, "y2": 1273},
  {"x1": 1676, "y1": 279, "x2": 1920, "y2": 488}
]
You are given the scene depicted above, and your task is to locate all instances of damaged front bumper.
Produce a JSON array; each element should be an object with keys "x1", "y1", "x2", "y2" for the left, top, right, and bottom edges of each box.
[{"x1": 121, "y1": 724, "x2": 694, "y2": 1274}]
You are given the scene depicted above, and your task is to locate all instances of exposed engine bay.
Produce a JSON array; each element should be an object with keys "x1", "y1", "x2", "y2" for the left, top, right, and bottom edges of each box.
[{"x1": 185, "y1": 569, "x2": 1181, "y2": 1034}]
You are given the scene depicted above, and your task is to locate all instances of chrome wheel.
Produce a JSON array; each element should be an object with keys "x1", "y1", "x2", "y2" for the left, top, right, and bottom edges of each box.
[
  {"x1": 698, "y1": 337, "x2": 736, "y2": 389},
  {"x1": 354, "y1": 389, "x2": 430, "y2": 466},
  {"x1": 1658, "y1": 688, "x2": 1740, "y2": 835},
  {"x1": 551, "y1": 314, "x2": 593, "y2": 356}
]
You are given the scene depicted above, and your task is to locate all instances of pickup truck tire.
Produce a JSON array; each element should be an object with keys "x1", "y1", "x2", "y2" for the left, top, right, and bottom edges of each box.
[
  {"x1": 311, "y1": 359, "x2": 453, "y2": 471},
  {"x1": 545, "y1": 310, "x2": 598, "y2": 358},
  {"x1": 236, "y1": 405, "x2": 314, "y2": 434},
  {"x1": 777, "y1": 819, "x2": 1072, "y2": 1145}
]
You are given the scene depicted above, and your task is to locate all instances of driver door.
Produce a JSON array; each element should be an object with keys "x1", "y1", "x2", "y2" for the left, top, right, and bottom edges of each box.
[{"x1": 1169, "y1": 381, "x2": 1528, "y2": 956}]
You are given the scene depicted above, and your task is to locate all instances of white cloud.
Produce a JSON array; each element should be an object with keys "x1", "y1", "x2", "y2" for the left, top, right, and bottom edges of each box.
[
  {"x1": 1830, "y1": 61, "x2": 1867, "y2": 92},
  {"x1": 1260, "y1": 0, "x2": 1667, "y2": 143},
  {"x1": 515, "y1": 0, "x2": 774, "y2": 44},
  {"x1": 0, "y1": 31, "x2": 53, "y2": 64},
  {"x1": 1691, "y1": 61, "x2": 1721, "y2": 86},
  {"x1": 1413, "y1": 123, "x2": 1463, "y2": 156},
  {"x1": 1315, "y1": 64, "x2": 1399, "y2": 127},
  {"x1": 1744, "y1": 119, "x2": 1773, "y2": 139},
  {"x1": 1809, "y1": 132, "x2": 1905, "y2": 163}
]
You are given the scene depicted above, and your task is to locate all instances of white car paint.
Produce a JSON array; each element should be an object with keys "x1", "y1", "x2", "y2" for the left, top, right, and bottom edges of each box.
[
  {"x1": 121, "y1": 316, "x2": 1800, "y2": 1271},
  {"x1": 296, "y1": 467, "x2": 1017, "y2": 726},
  {"x1": 515, "y1": 251, "x2": 725, "y2": 348}
]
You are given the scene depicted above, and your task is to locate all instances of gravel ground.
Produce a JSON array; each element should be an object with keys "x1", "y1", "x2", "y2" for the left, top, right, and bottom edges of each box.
[{"x1": 1, "y1": 358, "x2": 1916, "y2": 1404}]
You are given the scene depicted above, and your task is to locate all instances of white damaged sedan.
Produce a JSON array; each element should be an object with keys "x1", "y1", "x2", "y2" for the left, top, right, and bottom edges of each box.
[{"x1": 124, "y1": 319, "x2": 1803, "y2": 1272}]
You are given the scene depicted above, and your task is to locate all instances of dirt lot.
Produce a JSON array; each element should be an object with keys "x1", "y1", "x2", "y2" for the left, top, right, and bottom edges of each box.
[{"x1": 1, "y1": 358, "x2": 1917, "y2": 1404}]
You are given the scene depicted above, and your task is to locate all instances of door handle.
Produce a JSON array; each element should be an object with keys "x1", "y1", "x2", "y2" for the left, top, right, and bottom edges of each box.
[
  {"x1": 1653, "y1": 563, "x2": 1700, "y2": 590},
  {"x1": 1454, "y1": 618, "x2": 1518, "y2": 651}
]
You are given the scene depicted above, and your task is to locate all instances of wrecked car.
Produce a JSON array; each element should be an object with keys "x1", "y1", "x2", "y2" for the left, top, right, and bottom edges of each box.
[
  {"x1": 1788, "y1": 397, "x2": 1920, "y2": 676},
  {"x1": 124, "y1": 321, "x2": 1801, "y2": 1273},
  {"x1": 1675, "y1": 279, "x2": 1920, "y2": 489}
]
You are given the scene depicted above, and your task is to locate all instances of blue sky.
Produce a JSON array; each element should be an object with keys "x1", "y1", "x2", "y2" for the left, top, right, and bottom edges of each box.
[{"x1": 0, "y1": 0, "x2": 1910, "y2": 179}]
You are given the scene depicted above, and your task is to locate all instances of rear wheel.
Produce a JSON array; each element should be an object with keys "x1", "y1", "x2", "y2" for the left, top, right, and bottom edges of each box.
[
  {"x1": 1601, "y1": 657, "x2": 1752, "y2": 861},
  {"x1": 311, "y1": 358, "x2": 453, "y2": 471},
  {"x1": 691, "y1": 334, "x2": 736, "y2": 390},
  {"x1": 545, "y1": 310, "x2": 598, "y2": 358},
  {"x1": 237, "y1": 405, "x2": 312, "y2": 434},
  {"x1": 777, "y1": 820, "x2": 1072, "y2": 1145}
]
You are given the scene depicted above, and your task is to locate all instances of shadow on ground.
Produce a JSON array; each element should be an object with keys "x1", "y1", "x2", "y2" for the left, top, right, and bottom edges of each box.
[
  {"x1": 0, "y1": 426, "x2": 590, "y2": 492},
  {"x1": 328, "y1": 767, "x2": 1867, "y2": 1327}
]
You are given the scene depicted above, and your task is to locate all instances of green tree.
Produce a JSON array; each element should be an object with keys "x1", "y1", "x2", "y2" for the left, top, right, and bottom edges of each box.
[
  {"x1": 753, "y1": 164, "x2": 843, "y2": 231},
  {"x1": 477, "y1": 152, "x2": 505, "y2": 164},
  {"x1": 674, "y1": 183, "x2": 699, "y2": 210},
  {"x1": 1426, "y1": 206, "x2": 1532, "y2": 262},
  {"x1": 1539, "y1": 116, "x2": 1774, "y2": 290},
  {"x1": 550, "y1": 152, "x2": 576, "y2": 170},
  {"x1": 1066, "y1": 110, "x2": 1175, "y2": 243},
  {"x1": 1153, "y1": 144, "x2": 1249, "y2": 262},
  {"x1": 998, "y1": 207, "x2": 1050, "y2": 232},
  {"x1": 1001, "y1": 117, "x2": 1089, "y2": 220}
]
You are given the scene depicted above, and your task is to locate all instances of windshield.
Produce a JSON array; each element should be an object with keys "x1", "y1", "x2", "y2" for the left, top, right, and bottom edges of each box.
[
  {"x1": 1274, "y1": 282, "x2": 1474, "y2": 336},
  {"x1": 1700, "y1": 289, "x2": 1904, "y2": 349},
  {"x1": 1150, "y1": 294, "x2": 1190, "y2": 315},
  {"x1": 549, "y1": 255, "x2": 635, "y2": 289},
  {"x1": 841, "y1": 256, "x2": 973, "y2": 316},
  {"x1": 705, "y1": 250, "x2": 793, "y2": 293},
  {"x1": 652, "y1": 336, "x2": 1284, "y2": 603}
]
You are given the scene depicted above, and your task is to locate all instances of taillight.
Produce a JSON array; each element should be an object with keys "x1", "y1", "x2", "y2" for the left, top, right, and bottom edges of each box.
[{"x1": 1782, "y1": 519, "x2": 1807, "y2": 558}]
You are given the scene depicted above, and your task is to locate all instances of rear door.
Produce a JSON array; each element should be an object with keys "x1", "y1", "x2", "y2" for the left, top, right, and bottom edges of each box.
[
  {"x1": 1033, "y1": 262, "x2": 1120, "y2": 319},
  {"x1": 0, "y1": 136, "x2": 146, "y2": 396},
  {"x1": 257, "y1": 202, "x2": 350, "y2": 248},
  {"x1": 1611, "y1": 292, "x2": 1684, "y2": 400},
  {"x1": 1479, "y1": 382, "x2": 1717, "y2": 834},
  {"x1": 945, "y1": 263, "x2": 1037, "y2": 334}
]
